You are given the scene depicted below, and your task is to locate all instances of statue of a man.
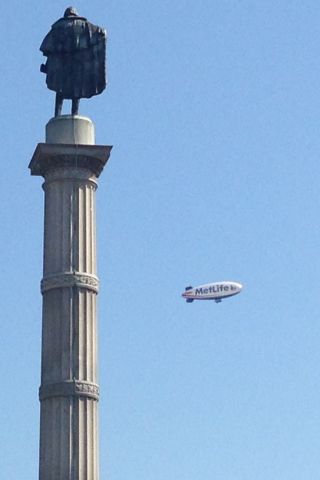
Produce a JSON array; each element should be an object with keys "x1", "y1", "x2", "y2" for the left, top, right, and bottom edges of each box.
[{"x1": 40, "y1": 7, "x2": 107, "y2": 117}]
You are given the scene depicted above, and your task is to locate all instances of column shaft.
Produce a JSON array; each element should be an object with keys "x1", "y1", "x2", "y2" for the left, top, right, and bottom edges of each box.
[{"x1": 40, "y1": 168, "x2": 99, "y2": 480}]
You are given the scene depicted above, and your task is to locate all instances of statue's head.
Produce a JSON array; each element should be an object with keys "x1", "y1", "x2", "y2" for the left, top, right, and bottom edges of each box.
[{"x1": 64, "y1": 7, "x2": 79, "y2": 17}]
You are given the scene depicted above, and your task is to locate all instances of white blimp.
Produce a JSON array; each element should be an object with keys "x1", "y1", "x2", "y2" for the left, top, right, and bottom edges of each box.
[{"x1": 182, "y1": 281, "x2": 243, "y2": 303}]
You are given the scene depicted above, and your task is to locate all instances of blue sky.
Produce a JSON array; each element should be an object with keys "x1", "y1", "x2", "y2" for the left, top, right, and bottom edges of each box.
[{"x1": 2, "y1": 1, "x2": 320, "y2": 479}]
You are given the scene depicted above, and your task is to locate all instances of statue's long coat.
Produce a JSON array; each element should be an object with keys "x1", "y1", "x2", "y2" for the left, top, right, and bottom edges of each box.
[{"x1": 40, "y1": 15, "x2": 106, "y2": 99}]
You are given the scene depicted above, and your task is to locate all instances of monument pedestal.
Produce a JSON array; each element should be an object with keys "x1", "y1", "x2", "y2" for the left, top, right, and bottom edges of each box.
[
  {"x1": 46, "y1": 115, "x2": 95, "y2": 145},
  {"x1": 29, "y1": 116, "x2": 112, "y2": 480}
]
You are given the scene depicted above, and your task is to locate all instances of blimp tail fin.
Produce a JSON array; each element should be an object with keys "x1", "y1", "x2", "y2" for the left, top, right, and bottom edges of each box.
[
  {"x1": 185, "y1": 286, "x2": 193, "y2": 291},
  {"x1": 186, "y1": 298, "x2": 194, "y2": 303}
]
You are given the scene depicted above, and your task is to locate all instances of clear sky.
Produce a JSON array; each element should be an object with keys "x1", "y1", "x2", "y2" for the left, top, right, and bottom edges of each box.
[{"x1": 1, "y1": 1, "x2": 320, "y2": 479}]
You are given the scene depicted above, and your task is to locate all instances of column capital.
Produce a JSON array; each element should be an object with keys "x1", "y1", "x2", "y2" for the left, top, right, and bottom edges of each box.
[{"x1": 29, "y1": 143, "x2": 112, "y2": 178}]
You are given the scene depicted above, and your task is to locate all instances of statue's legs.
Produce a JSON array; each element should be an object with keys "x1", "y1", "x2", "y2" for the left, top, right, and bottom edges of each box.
[
  {"x1": 54, "y1": 95, "x2": 80, "y2": 116},
  {"x1": 72, "y1": 99, "x2": 80, "y2": 115},
  {"x1": 55, "y1": 93, "x2": 63, "y2": 117}
]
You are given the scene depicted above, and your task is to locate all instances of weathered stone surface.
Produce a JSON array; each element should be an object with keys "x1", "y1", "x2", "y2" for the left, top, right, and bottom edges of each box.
[
  {"x1": 39, "y1": 380, "x2": 100, "y2": 401},
  {"x1": 29, "y1": 143, "x2": 112, "y2": 178},
  {"x1": 41, "y1": 272, "x2": 99, "y2": 294},
  {"x1": 30, "y1": 117, "x2": 111, "y2": 480},
  {"x1": 46, "y1": 115, "x2": 95, "y2": 144}
]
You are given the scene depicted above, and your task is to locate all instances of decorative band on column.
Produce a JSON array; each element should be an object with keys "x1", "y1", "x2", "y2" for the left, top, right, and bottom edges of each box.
[
  {"x1": 41, "y1": 272, "x2": 99, "y2": 294},
  {"x1": 39, "y1": 380, "x2": 100, "y2": 401}
]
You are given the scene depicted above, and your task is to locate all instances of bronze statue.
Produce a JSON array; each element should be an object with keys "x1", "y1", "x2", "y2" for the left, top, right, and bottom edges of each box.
[{"x1": 40, "y1": 7, "x2": 107, "y2": 117}]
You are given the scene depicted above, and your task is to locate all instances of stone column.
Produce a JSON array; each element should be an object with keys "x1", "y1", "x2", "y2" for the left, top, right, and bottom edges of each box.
[{"x1": 29, "y1": 115, "x2": 112, "y2": 480}]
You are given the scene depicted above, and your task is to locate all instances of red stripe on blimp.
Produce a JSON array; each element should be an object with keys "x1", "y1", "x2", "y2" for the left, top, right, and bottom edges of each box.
[{"x1": 182, "y1": 293, "x2": 239, "y2": 300}]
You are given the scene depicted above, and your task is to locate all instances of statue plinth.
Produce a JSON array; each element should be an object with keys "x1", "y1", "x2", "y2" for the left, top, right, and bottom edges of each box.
[{"x1": 46, "y1": 115, "x2": 95, "y2": 145}]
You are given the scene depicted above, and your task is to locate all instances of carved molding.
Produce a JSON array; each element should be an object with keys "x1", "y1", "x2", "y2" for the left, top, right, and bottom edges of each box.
[
  {"x1": 41, "y1": 272, "x2": 99, "y2": 294},
  {"x1": 39, "y1": 380, "x2": 100, "y2": 401},
  {"x1": 43, "y1": 167, "x2": 98, "y2": 187},
  {"x1": 29, "y1": 143, "x2": 112, "y2": 178}
]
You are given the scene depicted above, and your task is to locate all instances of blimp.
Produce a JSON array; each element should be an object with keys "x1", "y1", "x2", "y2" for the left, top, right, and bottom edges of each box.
[{"x1": 182, "y1": 281, "x2": 243, "y2": 303}]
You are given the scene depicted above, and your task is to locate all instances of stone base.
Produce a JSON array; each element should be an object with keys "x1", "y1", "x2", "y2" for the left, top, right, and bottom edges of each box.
[{"x1": 46, "y1": 115, "x2": 95, "y2": 145}]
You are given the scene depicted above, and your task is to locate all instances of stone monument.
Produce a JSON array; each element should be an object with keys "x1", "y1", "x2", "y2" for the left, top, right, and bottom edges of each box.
[{"x1": 29, "y1": 8, "x2": 112, "y2": 480}]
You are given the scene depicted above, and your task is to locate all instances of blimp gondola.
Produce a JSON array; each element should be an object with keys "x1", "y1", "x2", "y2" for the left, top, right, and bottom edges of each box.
[{"x1": 182, "y1": 281, "x2": 243, "y2": 303}]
